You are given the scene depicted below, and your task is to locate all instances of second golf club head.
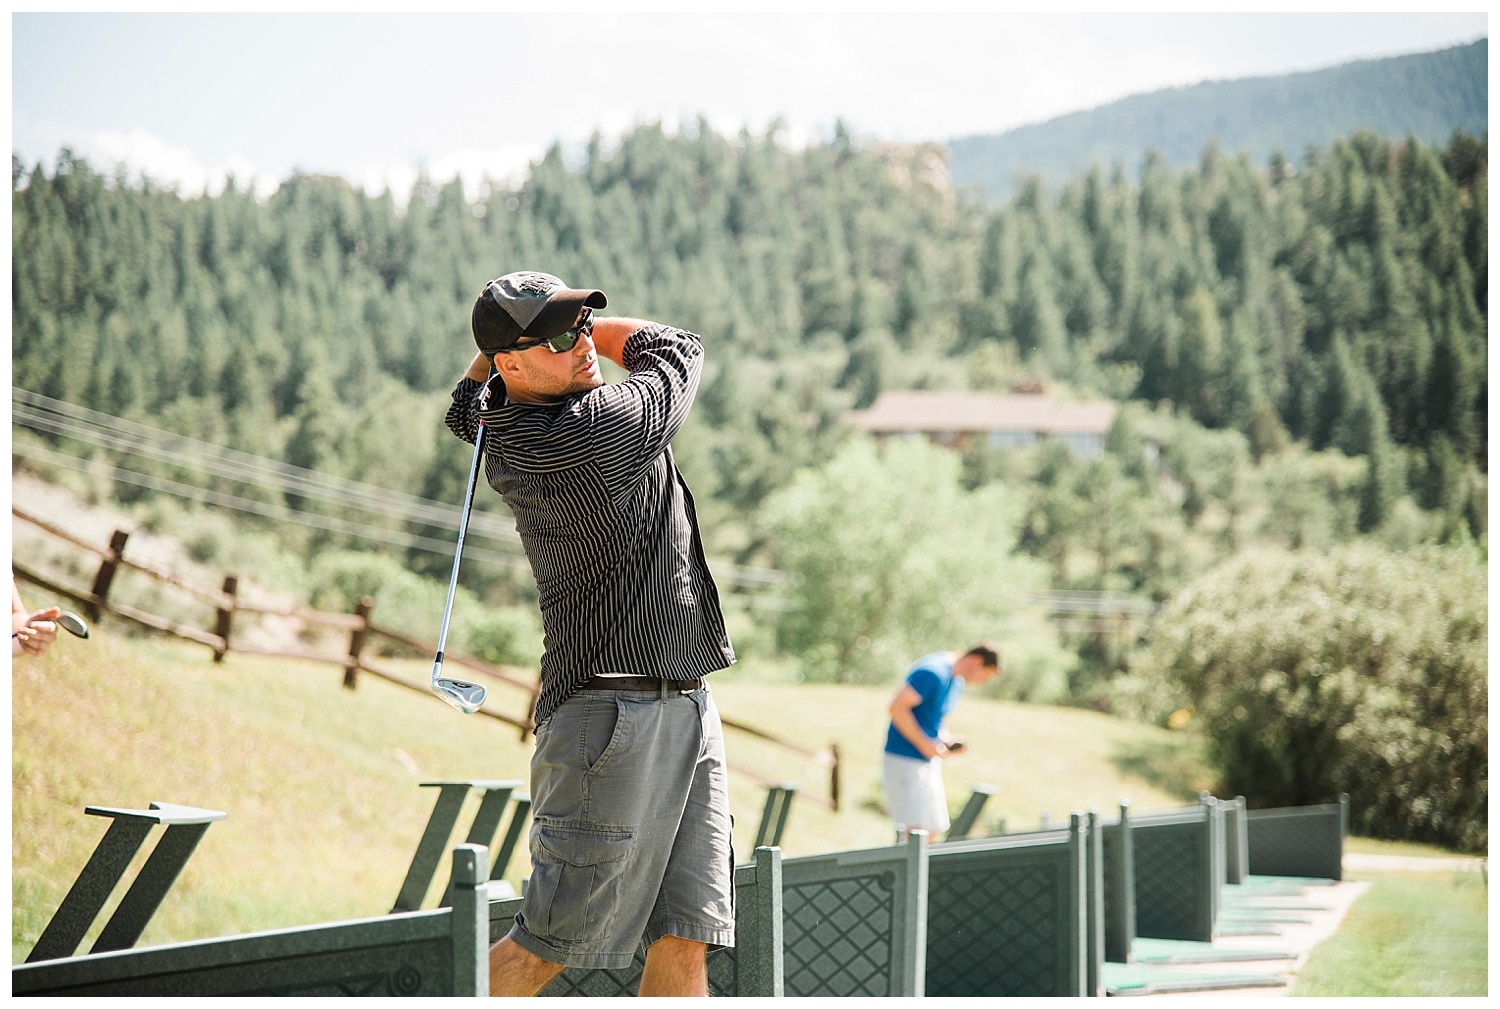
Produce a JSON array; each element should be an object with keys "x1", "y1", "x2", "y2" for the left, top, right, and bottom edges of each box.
[
  {"x1": 432, "y1": 676, "x2": 486, "y2": 714},
  {"x1": 56, "y1": 612, "x2": 89, "y2": 639}
]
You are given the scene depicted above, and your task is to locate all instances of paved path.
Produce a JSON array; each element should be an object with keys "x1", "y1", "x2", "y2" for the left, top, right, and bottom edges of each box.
[
  {"x1": 1343, "y1": 853, "x2": 1485, "y2": 873},
  {"x1": 1123, "y1": 852, "x2": 1484, "y2": 1000}
]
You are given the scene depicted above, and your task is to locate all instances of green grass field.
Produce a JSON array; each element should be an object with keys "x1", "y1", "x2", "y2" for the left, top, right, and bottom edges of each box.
[
  {"x1": 1292, "y1": 868, "x2": 1489, "y2": 996},
  {"x1": 12, "y1": 625, "x2": 1214, "y2": 962}
]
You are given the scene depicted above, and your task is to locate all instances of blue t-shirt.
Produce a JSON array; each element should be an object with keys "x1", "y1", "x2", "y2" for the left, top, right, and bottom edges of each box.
[{"x1": 884, "y1": 653, "x2": 964, "y2": 759}]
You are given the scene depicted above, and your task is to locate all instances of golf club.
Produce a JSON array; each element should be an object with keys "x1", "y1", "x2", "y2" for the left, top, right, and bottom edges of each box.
[
  {"x1": 430, "y1": 407, "x2": 490, "y2": 715},
  {"x1": 56, "y1": 612, "x2": 89, "y2": 639}
]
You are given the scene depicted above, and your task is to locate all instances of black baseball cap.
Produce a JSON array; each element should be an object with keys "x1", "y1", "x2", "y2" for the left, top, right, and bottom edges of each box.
[{"x1": 471, "y1": 271, "x2": 608, "y2": 354}]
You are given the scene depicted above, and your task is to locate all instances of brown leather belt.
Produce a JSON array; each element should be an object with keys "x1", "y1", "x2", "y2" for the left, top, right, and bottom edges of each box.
[{"x1": 579, "y1": 675, "x2": 702, "y2": 692}]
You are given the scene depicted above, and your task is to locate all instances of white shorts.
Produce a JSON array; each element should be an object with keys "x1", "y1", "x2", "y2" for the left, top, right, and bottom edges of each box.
[{"x1": 882, "y1": 751, "x2": 950, "y2": 835}]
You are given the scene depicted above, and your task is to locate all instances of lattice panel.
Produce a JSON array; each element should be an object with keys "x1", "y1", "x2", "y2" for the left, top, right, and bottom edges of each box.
[
  {"x1": 540, "y1": 950, "x2": 644, "y2": 997},
  {"x1": 536, "y1": 945, "x2": 739, "y2": 998},
  {"x1": 1247, "y1": 809, "x2": 1342, "y2": 879},
  {"x1": 1134, "y1": 824, "x2": 1207, "y2": 940},
  {"x1": 782, "y1": 873, "x2": 895, "y2": 996},
  {"x1": 926, "y1": 856, "x2": 1067, "y2": 996},
  {"x1": 706, "y1": 945, "x2": 740, "y2": 996}
]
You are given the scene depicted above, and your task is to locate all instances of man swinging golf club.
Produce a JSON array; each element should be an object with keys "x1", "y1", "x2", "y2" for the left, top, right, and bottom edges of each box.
[{"x1": 445, "y1": 271, "x2": 736, "y2": 997}]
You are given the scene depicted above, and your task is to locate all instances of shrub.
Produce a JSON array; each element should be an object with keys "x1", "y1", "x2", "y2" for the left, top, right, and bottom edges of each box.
[
  {"x1": 463, "y1": 607, "x2": 543, "y2": 668},
  {"x1": 1114, "y1": 541, "x2": 1487, "y2": 851},
  {"x1": 308, "y1": 551, "x2": 461, "y2": 651},
  {"x1": 763, "y1": 436, "x2": 1068, "y2": 693}
]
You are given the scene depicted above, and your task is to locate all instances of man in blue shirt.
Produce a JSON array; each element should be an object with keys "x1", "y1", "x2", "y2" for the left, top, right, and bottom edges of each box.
[{"x1": 883, "y1": 643, "x2": 1001, "y2": 840}]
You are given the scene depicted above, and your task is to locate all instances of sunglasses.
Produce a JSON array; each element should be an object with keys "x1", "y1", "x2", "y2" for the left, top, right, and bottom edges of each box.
[{"x1": 500, "y1": 307, "x2": 593, "y2": 354}]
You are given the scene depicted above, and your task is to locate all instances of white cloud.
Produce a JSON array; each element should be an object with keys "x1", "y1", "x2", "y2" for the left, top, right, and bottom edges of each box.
[
  {"x1": 427, "y1": 145, "x2": 546, "y2": 202},
  {"x1": 355, "y1": 143, "x2": 546, "y2": 210},
  {"x1": 24, "y1": 126, "x2": 543, "y2": 210},
  {"x1": 54, "y1": 128, "x2": 281, "y2": 200}
]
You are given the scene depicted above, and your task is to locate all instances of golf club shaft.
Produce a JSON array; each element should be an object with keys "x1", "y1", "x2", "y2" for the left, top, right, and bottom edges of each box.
[{"x1": 432, "y1": 417, "x2": 487, "y2": 681}]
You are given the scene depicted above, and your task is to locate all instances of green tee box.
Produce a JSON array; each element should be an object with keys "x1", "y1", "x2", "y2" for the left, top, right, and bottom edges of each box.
[
  {"x1": 12, "y1": 845, "x2": 493, "y2": 997},
  {"x1": 1103, "y1": 961, "x2": 1287, "y2": 996}
]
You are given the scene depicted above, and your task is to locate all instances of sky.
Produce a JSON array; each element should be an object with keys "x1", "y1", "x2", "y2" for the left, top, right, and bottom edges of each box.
[{"x1": 9, "y1": 10, "x2": 1490, "y2": 206}]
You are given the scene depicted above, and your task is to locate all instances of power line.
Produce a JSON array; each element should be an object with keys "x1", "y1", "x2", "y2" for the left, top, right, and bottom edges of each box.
[
  {"x1": 12, "y1": 389, "x2": 524, "y2": 547},
  {"x1": 11, "y1": 388, "x2": 792, "y2": 593},
  {"x1": 12, "y1": 440, "x2": 530, "y2": 568}
]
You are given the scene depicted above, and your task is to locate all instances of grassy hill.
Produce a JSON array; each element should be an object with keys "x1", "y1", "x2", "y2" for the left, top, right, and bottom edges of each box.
[
  {"x1": 948, "y1": 39, "x2": 1487, "y2": 203},
  {"x1": 12, "y1": 624, "x2": 1215, "y2": 963}
]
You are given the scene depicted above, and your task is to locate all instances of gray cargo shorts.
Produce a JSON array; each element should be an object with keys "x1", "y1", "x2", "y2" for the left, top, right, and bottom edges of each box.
[{"x1": 506, "y1": 682, "x2": 735, "y2": 969}]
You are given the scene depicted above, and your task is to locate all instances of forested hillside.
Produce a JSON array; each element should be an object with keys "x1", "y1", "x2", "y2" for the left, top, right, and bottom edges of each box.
[
  {"x1": 10, "y1": 124, "x2": 1487, "y2": 688},
  {"x1": 949, "y1": 39, "x2": 1486, "y2": 204},
  {"x1": 11, "y1": 122, "x2": 1487, "y2": 846}
]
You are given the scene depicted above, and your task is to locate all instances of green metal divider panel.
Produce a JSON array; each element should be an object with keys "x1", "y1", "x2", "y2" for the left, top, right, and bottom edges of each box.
[
  {"x1": 1246, "y1": 797, "x2": 1346, "y2": 880},
  {"x1": 15, "y1": 934, "x2": 458, "y2": 997},
  {"x1": 12, "y1": 845, "x2": 491, "y2": 997},
  {"x1": 1100, "y1": 809, "x2": 1136, "y2": 964},
  {"x1": 492, "y1": 846, "x2": 784, "y2": 997},
  {"x1": 778, "y1": 834, "x2": 926, "y2": 997},
  {"x1": 1132, "y1": 810, "x2": 1214, "y2": 942},
  {"x1": 1225, "y1": 797, "x2": 1249, "y2": 884},
  {"x1": 925, "y1": 823, "x2": 1087, "y2": 996}
]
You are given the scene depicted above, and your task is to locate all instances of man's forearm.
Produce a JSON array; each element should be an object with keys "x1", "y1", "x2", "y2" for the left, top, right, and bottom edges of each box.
[
  {"x1": 591, "y1": 317, "x2": 652, "y2": 369},
  {"x1": 892, "y1": 708, "x2": 942, "y2": 759},
  {"x1": 464, "y1": 352, "x2": 491, "y2": 383}
]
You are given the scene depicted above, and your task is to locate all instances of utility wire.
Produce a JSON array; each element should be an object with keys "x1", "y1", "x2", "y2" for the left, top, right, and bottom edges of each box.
[
  {"x1": 12, "y1": 390, "x2": 523, "y2": 546},
  {"x1": 12, "y1": 388, "x2": 792, "y2": 593},
  {"x1": 12, "y1": 440, "x2": 530, "y2": 568},
  {"x1": 12, "y1": 392, "x2": 1158, "y2": 616}
]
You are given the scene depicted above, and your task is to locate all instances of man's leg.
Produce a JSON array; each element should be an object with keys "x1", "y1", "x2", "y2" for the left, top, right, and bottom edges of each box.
[
  {"x1": 489, "y1": 934, "x2": 566, "y2": 997},
  {"x1": 638, "y1": 935, "x2": 708, "y2": 997}
]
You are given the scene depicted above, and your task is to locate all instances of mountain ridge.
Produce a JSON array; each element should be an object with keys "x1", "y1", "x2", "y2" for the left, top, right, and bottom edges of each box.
[{"x1": 947, "y1": 38, "x2": 1487, "y2": 203}]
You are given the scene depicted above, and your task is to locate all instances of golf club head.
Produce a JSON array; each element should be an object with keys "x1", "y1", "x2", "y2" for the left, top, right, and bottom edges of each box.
[
  {"x1": 432, "y1": 676, "x2": 487, "y2": 714},
  {"x1": 56, "y1": 612, "x2": 89, "y2": 639}
]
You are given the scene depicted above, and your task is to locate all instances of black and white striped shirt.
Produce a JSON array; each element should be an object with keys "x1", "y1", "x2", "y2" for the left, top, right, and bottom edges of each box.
[{"x1": 445, "y1": 324, "x2": 735, "y2": 727}]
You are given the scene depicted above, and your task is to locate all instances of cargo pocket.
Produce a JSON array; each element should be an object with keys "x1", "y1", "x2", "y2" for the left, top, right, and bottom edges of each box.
[{"x1": 527, "y1": 822, "x2": 636, "y2": 943}]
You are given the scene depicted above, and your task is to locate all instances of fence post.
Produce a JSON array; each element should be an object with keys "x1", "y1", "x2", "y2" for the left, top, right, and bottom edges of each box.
[
  {"x1": 449, "y1": 844, "x2": 489, "y2": 997},
  {"x1": 829, "y1": 742, "x2": 841, "y2": 812},
  {"x1": 86, "y1": 530, "x2": 130, "y2": 622},
  {"x1": 345, "y1": 597, "x2": 373, "y2": 689},
  {"x1": 212, "y1": 575, "x2": 238, "y2": 663},
  {"x1": 1086, "y1": 809, "x2": 1104, "y2": 996}
]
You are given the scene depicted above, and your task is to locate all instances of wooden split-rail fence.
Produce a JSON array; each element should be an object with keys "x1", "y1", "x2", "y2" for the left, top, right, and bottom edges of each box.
[{"x1": 12, "y1": 505, "x2": 842, "y2": 808}]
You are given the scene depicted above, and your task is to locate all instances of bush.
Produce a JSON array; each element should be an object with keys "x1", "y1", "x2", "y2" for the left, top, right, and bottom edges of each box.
[
  {"x1": 1114, "y1": 541, "x2": 1487, "y2": 852},
  {"x1": 307, "y1": 550, "x2": 544, "y2": 669},
  {"x1": 308, "y1": 551, "x2": 462, "y2": 651},
  {"x1": 463, "y1": 607, "x2": 543, "y2": 668},
  {"x1": 763, "y1": 436, "x2": 1069, "y2": 693}
]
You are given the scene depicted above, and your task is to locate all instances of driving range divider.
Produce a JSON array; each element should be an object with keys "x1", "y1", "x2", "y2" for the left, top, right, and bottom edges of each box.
[
  {"x1": 13, "y1": 792, "x2": 1348, "y2": 996},
  {"x1": 1246, "y1": 794, "x2": 1348, "y2": 880},
  {"x1": 14, "y1": 845, "x2": 498, "y2": 996},
  {"x1": 487, "y1": 847, "x2": 786, "y2": 996},
  {"x1": 390, "y1": 781, "x2": 533, "y2": 914},
  {"x1": 12, "y1": 505, "x2": 842, "y2": 808},
  {"x1": 23, "y1": 801, "x2": 228, "y2": 965}
]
